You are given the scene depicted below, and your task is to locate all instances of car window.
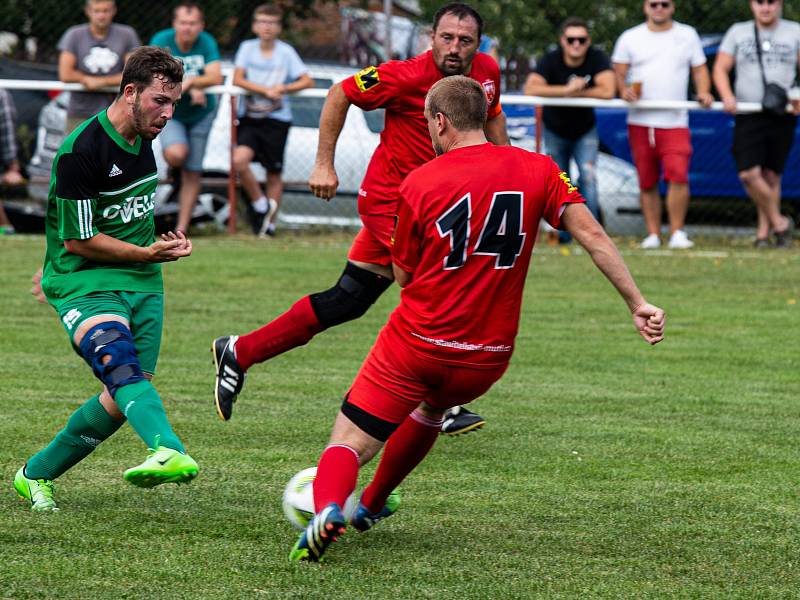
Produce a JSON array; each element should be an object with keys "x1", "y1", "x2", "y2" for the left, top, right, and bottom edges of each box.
[
  {"x1": 364, "y1": 109, "x2": 384, "y2": 133},
  {"x1": 312, "y1": 77, "x2": 334, "y2": 89},
  {"x1": 291, "y1": 96, "x2": 325, "y2": 128}
]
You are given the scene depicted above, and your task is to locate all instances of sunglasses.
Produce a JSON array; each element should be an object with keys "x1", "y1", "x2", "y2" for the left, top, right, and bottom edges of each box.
[
  {"x1": 565, "y1": 36, "x2": 589, "y2": 45},
  {"x1": 753, "y1": 0, "x2": 778, "y2": 4},
  {"x1": 648, "y1": 1, "x2": 671, "y2": 8}
]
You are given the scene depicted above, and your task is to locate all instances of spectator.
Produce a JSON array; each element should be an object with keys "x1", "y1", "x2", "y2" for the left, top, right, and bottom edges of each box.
[
  {"x1": 0, "y1": 88, "x2": 23, "y2": 235},
  {"x1": 612, "y1": 0, "x2": 714, "y2": 249},
  {"x1": 524, "y1": 16, "x2": 614, "y2": 239},
  {"x1": 150, "y1": 1, "x2": 223, "y2": 234},
  {"x1": 713, "y1": 0, "x2": 799, "y2": 249},
  {"x1": 232, "y1": 4, "x2": 313, "y2": 237},
  {"x1": 57, "y1": 0, "x2": 140, "y2": 133}
]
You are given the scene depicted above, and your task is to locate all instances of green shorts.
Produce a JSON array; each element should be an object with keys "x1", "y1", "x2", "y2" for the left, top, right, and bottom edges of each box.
[{"x1": 57, "y1": 291, "x2": 164, "y2": 375}]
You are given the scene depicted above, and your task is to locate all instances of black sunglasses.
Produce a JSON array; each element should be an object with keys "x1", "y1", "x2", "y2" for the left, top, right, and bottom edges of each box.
[
  {"x1": 649, "y1": 1, "x2": 671, "y2": 7},
  {"x1": 565, "y1": 36, "x2": 589, "y2": 45},
  {"x1": 754, "y1": 0, "x2": 778, "y2": 4}
]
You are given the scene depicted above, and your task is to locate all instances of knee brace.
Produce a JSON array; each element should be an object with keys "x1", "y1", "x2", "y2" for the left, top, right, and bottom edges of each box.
[
  {"x1": 309, "y1": 262, "x2": 393, "y2": 329},
  {"x1": 78, "y1": 322, "x2": 145, "y2": 398}
]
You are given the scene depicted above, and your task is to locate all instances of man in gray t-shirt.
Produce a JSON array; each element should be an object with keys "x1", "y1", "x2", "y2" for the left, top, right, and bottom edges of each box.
[
  {"x1": 58, "y1": 0, "x2": 140, "y2": 131},
  {"x1": 713, "y1": 0, "x2": 799, "y2": 248}
]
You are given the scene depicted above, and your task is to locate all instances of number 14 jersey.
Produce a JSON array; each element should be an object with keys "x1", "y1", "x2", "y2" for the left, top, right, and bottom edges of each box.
[{"x1": 389, "y1": 143, "x2": 584, "y2": 367}]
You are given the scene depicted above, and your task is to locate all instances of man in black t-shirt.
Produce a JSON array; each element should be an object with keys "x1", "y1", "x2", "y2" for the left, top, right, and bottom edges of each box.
[{"x1": 524, "y1": 17, "x2": 614, "y2": 235}]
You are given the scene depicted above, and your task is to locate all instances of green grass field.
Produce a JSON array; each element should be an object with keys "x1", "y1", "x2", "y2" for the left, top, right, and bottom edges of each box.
[{"x1": 1, "y1": 233, "x2": 798, "y2": 599}]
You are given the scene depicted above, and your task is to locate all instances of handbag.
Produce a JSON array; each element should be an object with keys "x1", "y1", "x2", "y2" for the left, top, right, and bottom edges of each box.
[{"x1": 754, "y1": 24, "x2": 788, "y2": 116}]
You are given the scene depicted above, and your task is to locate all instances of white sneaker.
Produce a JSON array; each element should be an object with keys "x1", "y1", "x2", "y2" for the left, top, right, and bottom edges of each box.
[
  {"x1": 640, "y1": 234, "x2": 661, "y2": 249},
  {"x1": 668, "y1": 230, "x2": 694, "y2": 249}
]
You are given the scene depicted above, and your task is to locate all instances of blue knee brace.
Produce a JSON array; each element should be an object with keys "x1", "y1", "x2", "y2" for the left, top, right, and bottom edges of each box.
[{"x1": 78, "y1": 322, "x2": 145, "y2": 398}]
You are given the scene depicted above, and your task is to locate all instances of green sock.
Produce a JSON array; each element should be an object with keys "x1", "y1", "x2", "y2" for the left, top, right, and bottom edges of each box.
[
  {"x1": 114, "y1": 380, "x2": 185, "y2": 453},
  {"x1": 25, "y1": 394, "x2": 124, "y2": 480}
]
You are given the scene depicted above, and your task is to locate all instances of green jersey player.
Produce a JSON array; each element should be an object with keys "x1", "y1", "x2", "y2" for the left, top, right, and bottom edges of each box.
[{"x1": 14, "y1": 46, "x2": 199, "y2": 512}]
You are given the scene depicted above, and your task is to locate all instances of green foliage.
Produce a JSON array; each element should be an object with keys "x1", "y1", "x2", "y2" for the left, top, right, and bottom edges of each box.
[
  {"x1": 1, "y1": 234, "x2": 799, "y2": 597},
  {"x1": 420, "y1": 0, "x2": 800, "y2": 55}
]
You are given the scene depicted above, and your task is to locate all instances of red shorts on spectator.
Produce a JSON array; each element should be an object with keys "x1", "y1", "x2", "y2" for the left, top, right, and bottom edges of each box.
[{"x1": 628, "y1": 125, "x2": 692, "y2": 190}]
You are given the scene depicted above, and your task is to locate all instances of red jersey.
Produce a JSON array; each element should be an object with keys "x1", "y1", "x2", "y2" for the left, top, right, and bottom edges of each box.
[
  {"x1": 340, "y1": 51, "x2": 502, "y2": 218},
  {"x1": 389, "y1": 143, "x2": 584, "y2": 367}
]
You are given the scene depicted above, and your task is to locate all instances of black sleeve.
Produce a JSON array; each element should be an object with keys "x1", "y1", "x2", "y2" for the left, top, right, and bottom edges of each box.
[
  {"x1": 55, "y1": 152, "x2": 98, "y2": 200},
  {"x1": 589, "y1": 47, "x2": 612, "y2": 75},
  {"x1": 534, "y1": 51, "x2": 555, "y2": 82}
]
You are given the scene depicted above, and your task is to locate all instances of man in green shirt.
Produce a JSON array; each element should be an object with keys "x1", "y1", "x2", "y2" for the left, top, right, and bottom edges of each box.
[
  {"x1": 14, "y1": 46, "x2": 199, "y2": 513},
  {"x1": 150, "y1": 1, "x2": 222, "y2": 234}
]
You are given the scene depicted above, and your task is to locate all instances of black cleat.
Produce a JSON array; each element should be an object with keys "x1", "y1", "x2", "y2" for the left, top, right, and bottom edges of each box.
[
  {"x1": 441, "y1": 406, "x2": 486, "y2": 436},
  {"x1": 212, "y1": 335, "x2": 246, "y2": 421}
]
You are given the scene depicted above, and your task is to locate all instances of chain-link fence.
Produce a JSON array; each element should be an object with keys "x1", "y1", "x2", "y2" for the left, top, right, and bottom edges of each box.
[{"x1": 0, "y1": 0, "x2": 798, "y2": 240}]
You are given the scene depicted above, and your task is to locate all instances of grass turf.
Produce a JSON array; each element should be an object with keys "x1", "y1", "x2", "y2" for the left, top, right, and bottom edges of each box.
[{"x1": 1, "y1": 233, "x2": 798, "y2": 598}]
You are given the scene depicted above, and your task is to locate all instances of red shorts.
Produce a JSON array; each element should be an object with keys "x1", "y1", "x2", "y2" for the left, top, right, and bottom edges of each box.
[
  {"x1": 347, "y1": 213, "x2": 394, "y2": 266},
  {"x1": 628, "y1": 125, "x2": 692, "y2": 190},
  {"x1": 347, "y1": 327, "x2": 508, "y2": 423}
]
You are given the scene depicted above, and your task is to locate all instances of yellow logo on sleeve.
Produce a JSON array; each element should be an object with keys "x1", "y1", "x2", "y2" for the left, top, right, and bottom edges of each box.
[
  {"x1": 355, "y1": 66, "x2": 380, "y2": 92},
  {"x1": 559, "y1": 171, "x2": 577, "y2": 193}
]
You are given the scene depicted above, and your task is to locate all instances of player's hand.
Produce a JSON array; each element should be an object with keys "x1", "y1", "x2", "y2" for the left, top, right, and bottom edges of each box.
[
  {"x1": 30, "y1": 268, "x2": 46, "y2": 303},
  {"x1": 309, "y1": 163, "x2": 339, "y2": 201},
  {"x1": 722, "y1": 95, "x2": 737, "y2": 114},
  {"x1": 696, "y1": 91, "x2": 714, "y2": 108},
  {"x1": 631, "y1": 303, "x2": 665, "y2": 345},
  {"x1": 188, "y1": 88, "x2": 207, "y2": 107},
  {"x1": 148, "y1": 231, "x2": 193, "y2": 262}
]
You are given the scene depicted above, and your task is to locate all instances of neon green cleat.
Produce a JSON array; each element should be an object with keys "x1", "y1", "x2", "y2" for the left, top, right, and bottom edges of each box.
[
  {"x1": 123, "y1": 446, "x2": 199, "y2": 488},
  {"x1": 14, "y1": 466, "x2": 58, "y2": 512}
]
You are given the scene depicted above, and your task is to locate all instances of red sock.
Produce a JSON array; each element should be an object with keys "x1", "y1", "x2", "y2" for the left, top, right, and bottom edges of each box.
[
  {"x1": 361, "y1": 409, "x2": 443, "y2": 513},
  {"x1": 313, "y1": 444, "x2": 360, "y2": 513},
  {"x1": 235, "y1": 296, "x2": 323, "y2": 371}
]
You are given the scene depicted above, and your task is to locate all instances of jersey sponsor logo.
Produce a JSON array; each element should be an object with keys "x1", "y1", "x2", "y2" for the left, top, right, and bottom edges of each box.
[
  {"x1": 481, "y1": 79, "x2": 496, "y2": 104},
  {"x1": 559, "y1": 171, "x2": 577, "y2": 194},
  {"x1": 62, "y1": 309, "x2": 82, "y2": 330},
  {"x1": 101, "y1": 192, "x2": 156, "y2": 224},
  {"x1": 109, "y1": 164, "x2": 123, "y2": 177},
  {"x1": 354, "y1": 66, "x2": 380, "y2": 92}
]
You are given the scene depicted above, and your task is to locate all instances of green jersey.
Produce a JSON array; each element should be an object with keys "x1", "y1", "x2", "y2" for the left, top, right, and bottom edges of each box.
[{"x1": 42, "y1": 110, "x2": 162, "y2": 309}]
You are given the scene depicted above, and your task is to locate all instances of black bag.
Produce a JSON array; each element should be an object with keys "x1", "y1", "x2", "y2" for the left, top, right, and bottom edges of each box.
[{"x1": 754, "y1": 24, "x2": 788, "y2": 116}]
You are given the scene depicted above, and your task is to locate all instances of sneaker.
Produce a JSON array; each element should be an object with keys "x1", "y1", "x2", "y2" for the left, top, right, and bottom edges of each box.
[
  {"x1": 212, "y1": 335, "x2": 246, "y2": 421},
  {"x1": 14, "y1": 466, "x2": 58, "y2": 512},
  {"x1": 774, "y1": 218, "x2": 795, "y2": 249},
  {"x1": 350, "y1": 490, "x2": 401, "y2": 532},
  {"x1": 668, "y1": 230, "x2": 694, "y2": 249},
  {"x1": 441, "y1": 406, "x2": 486, "y2": 436},
  {"x1": 123, "y1": 446, "x2": 199, "y2": 488},
  {"x1": 289, "y1": 503, "x2": 347, "y2": 562},
  {"x1": 257, "y1": 199, "x2": 278, "y2": 238},
  {"x1": 640, "y1": 233, "x2": 661, "y2": 249}
]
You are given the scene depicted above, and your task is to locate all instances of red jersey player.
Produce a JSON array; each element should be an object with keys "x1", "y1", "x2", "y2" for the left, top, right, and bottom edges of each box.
[
  {"x1": 289, "y1": 75, "x2": 665, "y2": 562},
  {"x1": 213, "y1": 3, "x2": 509, "y2": 434}
]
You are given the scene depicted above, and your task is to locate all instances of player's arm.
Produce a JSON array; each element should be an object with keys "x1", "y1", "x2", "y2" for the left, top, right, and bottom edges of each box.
[
  {"x1": 485, "y1": 111, "x2": 509, "y2": 145},
  {"x1": 64, "y1": 231, "x2": 192, "y2": 263},
  {"x1": 308, "y1": 82, "x2": 351, "y2": 200},
  {"x1": 561, "y1": 203, "x2": 665, "y2": 345},
  {"x1": 392, "y1": 264, "x2": 412, "y2": 288}
]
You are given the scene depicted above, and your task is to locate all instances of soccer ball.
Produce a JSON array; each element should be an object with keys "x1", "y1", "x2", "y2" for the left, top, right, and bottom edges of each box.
[{"x1": 282, "y1": 467, "x2": 357, "y2": 530}]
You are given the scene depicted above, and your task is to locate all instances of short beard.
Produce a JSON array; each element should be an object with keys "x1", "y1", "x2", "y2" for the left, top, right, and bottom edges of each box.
[
  {"x1": 132, "y1": 96, "x2": 157, "y2": 140},
  {"x1": 432, "y1": 140, "x2": 444, "y2": 156}
]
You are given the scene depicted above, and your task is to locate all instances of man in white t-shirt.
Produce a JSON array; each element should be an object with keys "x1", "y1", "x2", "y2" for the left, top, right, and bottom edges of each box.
[
  {"x1": 612, "y1": 0, "x2": 713, "y2": 249},
  {"x1": 233, "y1": 3, "x2": 313, "y2": 237}
]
